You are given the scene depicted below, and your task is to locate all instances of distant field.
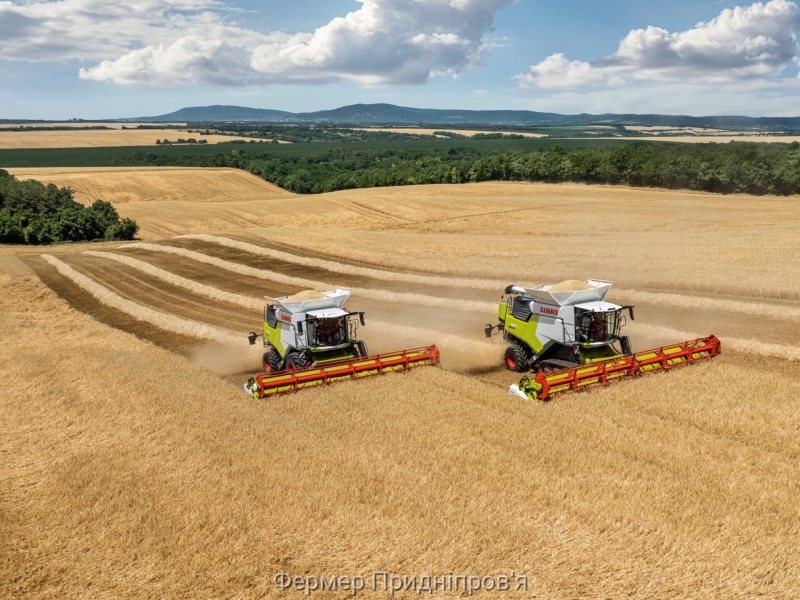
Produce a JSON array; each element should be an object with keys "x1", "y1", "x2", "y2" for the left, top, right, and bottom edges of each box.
[
  {"x1": 354, "y1": 127, "x2": 548, "y2": 138},
  {"x1": 7, "y1": 167, "x2": 290, "y2": 204},
  {"x1": 593, "y1": 134, "x2": 800, "y2": 143},
  {"x1": 625, "y1": 126, "x2": 732, "y2": 134},
  {"x1": 0, "y1": 122, "x2": 185, "y2": 129},
  {"x1": 0, "y1": 128, "x2": 253, "y2": 148}
]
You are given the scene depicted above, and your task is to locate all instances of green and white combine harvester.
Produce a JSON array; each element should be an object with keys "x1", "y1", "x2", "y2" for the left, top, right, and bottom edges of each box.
[
  {"x1": 486, "y1": 280, "x2": 721, "y2": 401},
  {"x1": 244, "y1": 289, "x2": 440, "y2": 398},
  {"x1": 241, "y1": 281, "x2": 719, "y2": 401}
]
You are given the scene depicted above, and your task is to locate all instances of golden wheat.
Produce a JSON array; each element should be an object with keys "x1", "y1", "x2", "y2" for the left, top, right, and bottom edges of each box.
[
  {"x1": 632, "y1": 323, "x2": 800, "y2": 361},
  {"x1": 189, "y1": 235, "x2": 800, "y2": 323},
  {"x1": 614, "y1": 288, "x2": 800, "y2": 322},
  {"x1": 0, "y1": 129, "x2": 255, "y2": 148},
  {"x1": 8, "y1": 167, "x2": 290, "y2": 205}
]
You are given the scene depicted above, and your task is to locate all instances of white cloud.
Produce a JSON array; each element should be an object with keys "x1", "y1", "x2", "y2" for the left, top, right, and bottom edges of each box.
[
  {"x1": 516, "y1": 0, "x2": 800, "y2": 89},
  {"x1": 247, "y1": 0, "x2": 512, "y2": 85},
  {"x1": 0, "y1": 0, "x2": 241, "y2": 62},
  {"x1": 0, "y1": 0, "x2": 512, "y2": 86}
]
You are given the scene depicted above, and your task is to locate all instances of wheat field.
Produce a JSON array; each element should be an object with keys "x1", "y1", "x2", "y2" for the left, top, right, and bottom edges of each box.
[
  {"x1": 8, "y1": 167, "x2": 291, "y2": 205},
  {"x1": 0, "y1": 129, "x2": 255, "y2": 148},
  {"x1": 3, "y1": 168, "x2": 800, "y2": 598},
  {"x1": 0, "y1": 122, "x2": 186, "y2": 129}
]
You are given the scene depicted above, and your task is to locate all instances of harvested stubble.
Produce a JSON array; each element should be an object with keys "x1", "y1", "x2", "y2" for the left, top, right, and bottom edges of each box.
[
  {"x1": 81, "y1": 249, "x2": 800, "y2": 365},
  {"x1": 85, "y1": 250, "x2": 264, "y2": 311},
  {"x1": 183, "y1": 233, "x2": 511, "y2": 291},
  {"x1": 196, "y1": 234, "x2": 800, "y2": 323},
  {"x1": 123, "y1": 242, "x2": 497, "y2": 313},
  {"x1": 41, "y1": 254, "x2": 241, "y2": 346},
  {"x1": 3, "y1": 266, "x2": 800, "y2": 598},
  {"x1": 81, "y1": 251, "x2": 496, "y2": 361}
]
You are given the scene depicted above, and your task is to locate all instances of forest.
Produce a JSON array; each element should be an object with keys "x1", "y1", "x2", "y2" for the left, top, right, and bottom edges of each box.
[
  {"x1": 109, "y1": 141, "x2": 800, "y2": 196},
  {"x1": 0, "y1": 170, "x2": 138, "y2": 244}
]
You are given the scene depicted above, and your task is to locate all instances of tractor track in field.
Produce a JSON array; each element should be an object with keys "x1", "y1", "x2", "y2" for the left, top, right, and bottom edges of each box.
[
  {"x1": 180, "y1": 233, "x2": 512, "y2": 291},
  {"x1": 109, "y1": 246, "x2": 494, "y2": 339},
  {"x1": 23, "y1": 254, "x2": 203, "y2": 358},
  {"x1": 168, "y1": 236, "x2": 501, "y2": 299},
  {"x1": 56, "y1": 254, "x2": 257, "y2": 333}
]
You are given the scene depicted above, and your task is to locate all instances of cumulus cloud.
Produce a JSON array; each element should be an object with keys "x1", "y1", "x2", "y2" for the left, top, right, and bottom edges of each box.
[
  {"x1": 0, "y1": 0, "x2": 512, "y2": 86},
  {"x1": 246, "y1": 0, "x2": 511, "y2": 85},
  {"x1": 516, "y1": 0, "x2": 800, "y2": 89},
  {"x1": 0, "y1": 0, "x2": 237, "y2": 62}
]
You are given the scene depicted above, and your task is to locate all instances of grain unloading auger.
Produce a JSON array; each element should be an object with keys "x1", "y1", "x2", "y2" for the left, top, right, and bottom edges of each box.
[
  {"x1": 244, "y1": 288, "x2": 439, "y2": 398},
  {"x1": 485, "y1": 280, "x2": 721, "y2": 401}
]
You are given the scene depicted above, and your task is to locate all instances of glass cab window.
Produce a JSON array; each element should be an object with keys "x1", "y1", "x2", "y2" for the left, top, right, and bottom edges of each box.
[
  {"x1": 308, "y1": 317, "x2": 347, "y2": 348},
  {"x1": 576, "y1": 310, "x2": 619, "y2": 343}
]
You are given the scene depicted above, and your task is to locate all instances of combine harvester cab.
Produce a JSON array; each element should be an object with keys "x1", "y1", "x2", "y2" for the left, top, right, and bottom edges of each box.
[
  {"x1": 485, "y1": 280, "x2": 721, "y2": 401},
  {"x1": 244, "y1": 288, "x2": 439, "y2": 398}
]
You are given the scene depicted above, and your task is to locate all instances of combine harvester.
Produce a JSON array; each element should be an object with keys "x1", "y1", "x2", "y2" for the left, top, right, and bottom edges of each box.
[
  {"x1": 485, "y1": 279, "x2": 721, "y2": 401},
  {"x1": 244, "y1": 288, "x2": 439, "y2": 398}
]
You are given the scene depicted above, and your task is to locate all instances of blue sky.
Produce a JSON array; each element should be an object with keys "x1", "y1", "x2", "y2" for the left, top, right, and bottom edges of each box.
[{"x1": 0, "y1": 0, "x2": 798, "y2": 119}]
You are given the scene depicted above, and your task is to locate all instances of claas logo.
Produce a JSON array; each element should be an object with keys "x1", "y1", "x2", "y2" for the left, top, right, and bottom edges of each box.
[
  {"x1": 280, "y1": 314, "x2": 292, "y2": 322},
  {"x1": 540, "y1": 307, "x2": 558, "y2": 316}
]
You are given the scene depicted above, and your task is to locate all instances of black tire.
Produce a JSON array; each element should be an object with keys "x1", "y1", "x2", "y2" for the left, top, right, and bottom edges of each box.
[
  {"x1": 262, "y1": 349, "x2": 282, "y2": 373},
  {"x1": 286, "y1": 352, "x2": 313, "y2": 370},
  {"x1": 504, "y1": 346, "x2": 529, "y2": 372},
  {"x1": 356, "y1": 341, "x2": 369, "y2": 358},
  {"x1": 538, "y1": 358, "x2": 578, "y2": 374}
]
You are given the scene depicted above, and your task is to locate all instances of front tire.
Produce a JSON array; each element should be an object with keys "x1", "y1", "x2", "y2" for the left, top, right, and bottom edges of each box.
[
  {"x1": 504, "y1": 346, "x2": 529, "y2": 373},
  {"x1": 263, "y1": 349, "x2": 282, "y2": 373},
  {"x1": 286, "y1": 352, "x2": 313, "y2": 370}
]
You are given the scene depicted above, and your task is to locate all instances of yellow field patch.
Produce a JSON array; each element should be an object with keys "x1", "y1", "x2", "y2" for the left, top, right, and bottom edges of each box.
[
  {"x1": 354, "y1": 126, "x2": 547, "y2": 137},
  {"x1": 0, "y1": 128, "x2": 254, "y2": 148},
  {"x1": 7, "y1": 167, "x2": 291, "y2": 204}
]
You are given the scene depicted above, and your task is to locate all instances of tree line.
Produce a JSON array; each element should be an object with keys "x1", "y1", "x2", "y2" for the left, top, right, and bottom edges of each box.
[
  {"x1": 111, "y1": 141, "x2": 800, "y2": 196},
  {"x1": 0, "y1": 170, "x2": 138, "y2": 244}
]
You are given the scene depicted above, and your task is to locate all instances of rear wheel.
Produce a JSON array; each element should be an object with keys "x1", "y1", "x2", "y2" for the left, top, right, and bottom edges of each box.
[
  {"x1": 504, "y1": 346, "x2": 529, "y2": 373},
  {"x1": 262, "y1": 349, "x2": 282, "y2": 373}
]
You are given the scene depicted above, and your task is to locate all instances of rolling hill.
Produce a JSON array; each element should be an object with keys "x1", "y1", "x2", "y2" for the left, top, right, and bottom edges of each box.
[{"x1": 123, "y1": 103, "x2": 800, "y2": 128}]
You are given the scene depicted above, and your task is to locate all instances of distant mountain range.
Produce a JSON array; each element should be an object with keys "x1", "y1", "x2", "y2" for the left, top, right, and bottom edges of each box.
[{"x1": 122, "y1": 103, "x2": 800, "y2": 129}]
